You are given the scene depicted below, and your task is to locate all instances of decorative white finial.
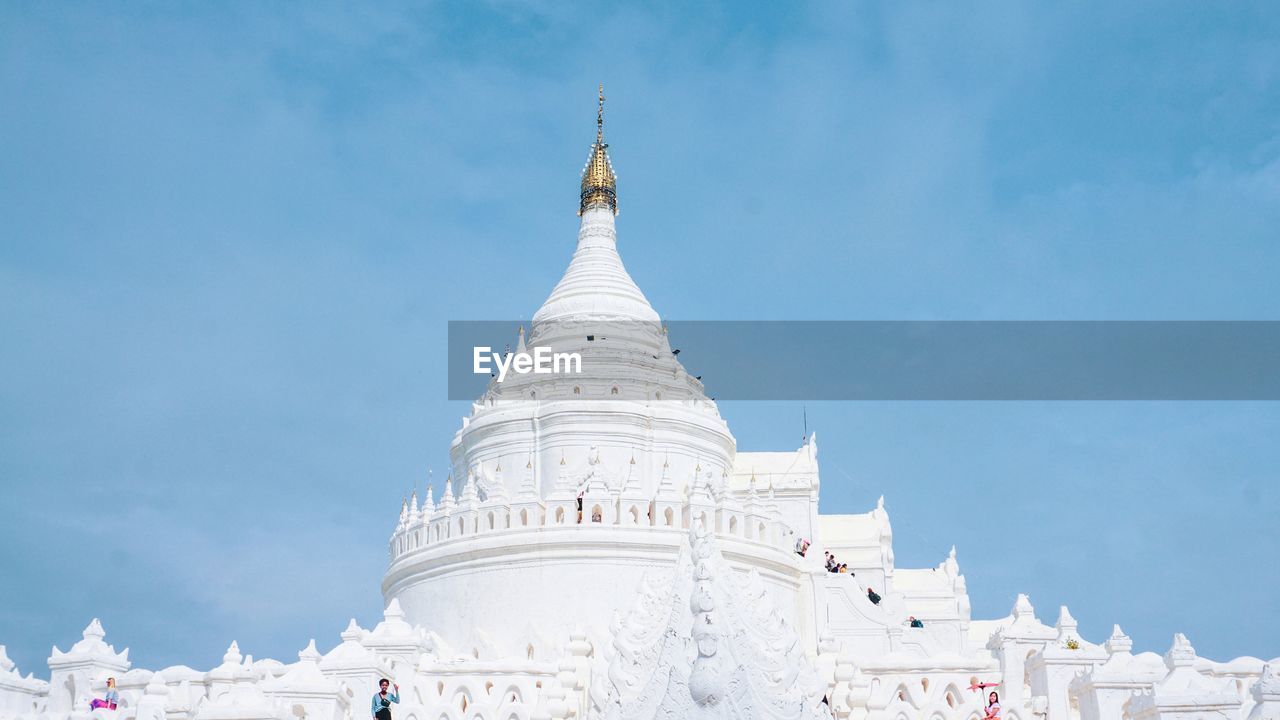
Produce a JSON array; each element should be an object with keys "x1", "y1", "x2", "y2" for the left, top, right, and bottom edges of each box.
[
  {"x1": 1105, "y1": 624, "x2": 1133, "y2": 655},
  {"x1": 461, "y1": 470, "x2": 479, "y2": 505},
  {"x1": 384, "y1": 598, "x2": 405, "y2": 622},
  {"x1": 1165, "y1": 633, "x2": 1197, "y2": 669},
  {"x1": 298, "y1": 639, "x2": 321, "y2": 663},
  {"x1": 1057, "y1": 605, "x2": 1078, "y2": 629},
  {"x1": 1013, "y1": 593, "x2": 1035, "y2": 621},
  {"x1": 83, "y1": 618, "x2": 106, "y2": 641},
  {"x1": 144, "y1": 671, "x2": 168, "y2": 695},
  {"x1": 441, "y1": 475, "x2": 455, "y2": 510}
]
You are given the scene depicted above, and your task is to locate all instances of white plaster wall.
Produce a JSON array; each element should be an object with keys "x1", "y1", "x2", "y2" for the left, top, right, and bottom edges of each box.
[{"x1": 383, "y1": 526, "x2": 803, "y2": 660}]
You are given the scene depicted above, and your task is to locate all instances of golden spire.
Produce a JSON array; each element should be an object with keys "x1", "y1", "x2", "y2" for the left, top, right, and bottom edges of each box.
[{"x1": 579, "y1": 84, "x2": 618, "y2": 215}]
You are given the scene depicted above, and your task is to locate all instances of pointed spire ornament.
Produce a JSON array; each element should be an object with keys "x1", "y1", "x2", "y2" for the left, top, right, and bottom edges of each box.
[
  {"x1": 579, "y1": 84, "x2": 618, "y2": 215},
  {"x1": 555, "y1": 450, "x2": 573, "y2": 491},
  {"x1": 461, "y1": 470, "x2": 480, "y2": 506},
  {"x1": 1106, "y1": 624, "x2": 1133, "y2": 655},
  {"x1": 441, "y1": 474, "x2": 456, "y2": 512},
  {"x1": 745, "y1": 472, "x2": 763, "y2": 516},
  {"x1": 519, "y1": 455, "x2": 538, "y2": 498},
  {"x1": 1165, "y1": 633, "x2": 1197, "y2": 669},
  {"x1": 488, "y1": 461, "x2": 509, "y2": 503},
  {"x1": 943, "y1": 545, "x2": 960, "y2": 577},
  {"x1": 622, "y1": 451, "x2": 641, "y2": 494},
  {"x1": 1057, "y1": 605, "x2": 1078, "y2": 631},
  {"x1": 1013, "y1": 593, "x2": 1036, "y2": 622},
  {"x1": 659, "y1": 456, "x2": 675, "y2": 493},
  {"x1": 298, "y1": 639, "x2": 321, "y2": 663}
]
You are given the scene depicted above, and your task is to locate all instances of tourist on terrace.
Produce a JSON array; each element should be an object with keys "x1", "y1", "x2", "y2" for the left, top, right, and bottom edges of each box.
[
  {"x1": 983, "y1": 691, "x2": 1001, "y2": 719},
  {"x1": 909, "y1": 616, "x2": 924, "y2": 628},
  {"x1": 372, "y1": 679, "x2": 399, "y2": 720},
  {"x1": 89, "y1": 677, "x2": 118, "y2": 711},
  {"x1": 824, "y1": 552, "x2": 837, "y2": 572},
  {"x1": 794, "y1": 537, "x2": 810, "y2": 557},
  {"x1": 867, "y1": 587, "x2": 881, "y2": 605}
]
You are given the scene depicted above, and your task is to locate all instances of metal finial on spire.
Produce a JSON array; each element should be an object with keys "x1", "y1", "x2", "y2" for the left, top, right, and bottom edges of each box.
[
  {"x1": 580, "y1": 84, "x2": 618, "y2": 216},
  {"x1": 597, "y1": 84, "x2": 605, "y2": 141}
]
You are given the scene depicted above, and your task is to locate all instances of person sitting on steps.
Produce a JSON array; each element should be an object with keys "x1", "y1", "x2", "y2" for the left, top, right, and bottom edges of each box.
[
  {"x1": 89, "y1": 677, "x2": 118, "y2": 711},
  {"x1": 909, "y1": 616, "x2": 924, "y2": 628},
  {"x1": 794, "y1": 537, "x2": 810, "y2": 557},
  {"x1": 867, "y1": 587, "x2": 882, "y2": 605}
]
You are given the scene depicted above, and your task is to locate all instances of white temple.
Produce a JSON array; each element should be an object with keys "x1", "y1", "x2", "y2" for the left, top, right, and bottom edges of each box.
[{"x1": 3, "y1": 90, "x2": 1276, "y2": 720}]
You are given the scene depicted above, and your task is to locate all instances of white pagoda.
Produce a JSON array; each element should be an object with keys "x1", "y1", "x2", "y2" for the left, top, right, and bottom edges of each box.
[{"x1": 1, "y1": 90, "x2": 1275, "y2": 720}]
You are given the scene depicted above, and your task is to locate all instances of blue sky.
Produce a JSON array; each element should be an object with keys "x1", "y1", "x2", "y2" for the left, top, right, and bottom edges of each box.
[{"x1": 2, "y1": 2, "x2": 1278, "y2": 674}]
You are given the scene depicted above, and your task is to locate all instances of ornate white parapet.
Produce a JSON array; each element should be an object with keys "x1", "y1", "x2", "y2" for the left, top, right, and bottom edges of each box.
[
  {"x1": 0, "y1": 646, "x2": 48, "y2": 718},
  {"x1": 1070, "y1": 625, "x2": 1167, "y2": 720},
  {"x1": 1124, "y1": 634, "x2": 1242, "y2": 720},
  {"x1": 261, "y1": 642, "x2": 347, "y2": 720}
]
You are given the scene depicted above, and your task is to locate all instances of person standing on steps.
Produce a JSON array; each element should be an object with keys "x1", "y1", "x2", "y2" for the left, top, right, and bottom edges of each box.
[{"x1": 371, "y1": 679, "x2": 399, "y2": 720}]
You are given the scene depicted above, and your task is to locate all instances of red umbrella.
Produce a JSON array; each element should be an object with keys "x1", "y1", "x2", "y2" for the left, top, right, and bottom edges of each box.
[{"x1": 968, "y1": 682, "x2": 1000, "y2": 692}]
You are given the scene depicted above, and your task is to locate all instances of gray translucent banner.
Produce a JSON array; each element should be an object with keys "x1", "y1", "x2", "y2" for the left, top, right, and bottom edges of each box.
[{"x1": 448, "y1": 321, "x2": 1280, "y2": 400}]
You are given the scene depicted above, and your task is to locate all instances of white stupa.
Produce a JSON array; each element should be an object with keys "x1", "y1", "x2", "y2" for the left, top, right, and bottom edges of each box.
[{"x1": 1, "y1": 89, "x2": 1275, "y2": 720}]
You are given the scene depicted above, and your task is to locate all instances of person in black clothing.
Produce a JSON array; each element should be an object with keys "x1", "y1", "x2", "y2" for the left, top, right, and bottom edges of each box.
[
  {"x1": 909, "y1": 616, "x2": 924, "y2": 628},
  {"x1": 867, "y1": 587, "x2": 882, "y2": 605}
]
